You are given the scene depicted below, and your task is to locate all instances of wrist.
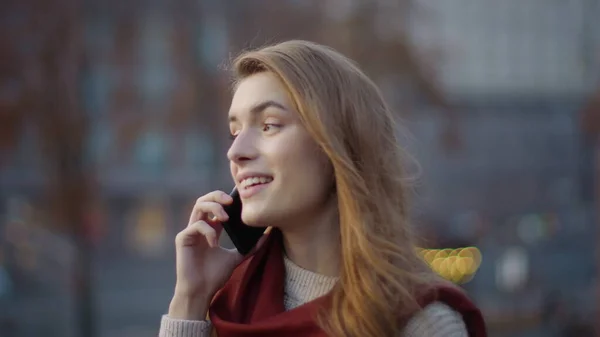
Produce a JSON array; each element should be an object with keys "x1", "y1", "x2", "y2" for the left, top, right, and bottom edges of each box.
[{"x1": 168, "y1": 293, "x2": 210, "y2": 320}]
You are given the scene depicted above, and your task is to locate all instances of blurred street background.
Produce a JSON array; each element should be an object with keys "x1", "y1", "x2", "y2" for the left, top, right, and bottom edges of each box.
[{"x1": 1, "y1": 0, "x2": 599, "y2": 336}]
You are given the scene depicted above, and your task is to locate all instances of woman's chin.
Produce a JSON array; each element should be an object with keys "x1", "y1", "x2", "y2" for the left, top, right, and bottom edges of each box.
[
  {"x1": 243, "y1": 211, "x2": 284, "y2": 228},
  {"x1": 241, "y1": 211, "x2": 267, "y2": 227}
]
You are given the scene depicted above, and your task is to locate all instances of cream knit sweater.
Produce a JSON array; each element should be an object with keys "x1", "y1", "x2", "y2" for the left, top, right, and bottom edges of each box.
[{"x1": 159, "y1": 255, "x2": 468, "y2": 337}]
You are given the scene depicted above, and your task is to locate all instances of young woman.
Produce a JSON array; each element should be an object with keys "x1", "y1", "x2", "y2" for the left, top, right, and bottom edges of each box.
[{"x1": 159, "y1": 40, "x2": 486, "y2": 337}]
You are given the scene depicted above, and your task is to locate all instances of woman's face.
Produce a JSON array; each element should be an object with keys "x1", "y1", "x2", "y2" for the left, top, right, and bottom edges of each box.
[{"x1": 227, "y1": 72, "x2": 333, "y2": 227}]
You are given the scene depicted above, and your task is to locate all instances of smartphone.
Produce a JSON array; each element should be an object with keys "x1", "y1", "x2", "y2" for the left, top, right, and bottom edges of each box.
[{"x1": 221, "y1": 187, "x2": 267, "y2": 255}]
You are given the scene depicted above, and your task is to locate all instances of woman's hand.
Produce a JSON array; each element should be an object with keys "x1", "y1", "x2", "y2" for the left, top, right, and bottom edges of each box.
[{"x1": 168, "y1": 190, "x2": 258, "y2": 320}]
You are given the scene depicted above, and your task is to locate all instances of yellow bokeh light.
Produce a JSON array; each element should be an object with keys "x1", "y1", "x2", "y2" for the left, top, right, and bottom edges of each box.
[
  {"x1": 424, "y1": 250, "x2": 437, "y2": 264},
  {"x1": 431, "y1": 258, "x2": 445, "y2": 272},
  {"x1": 466, "y1": 247, "x2": 482, "y2": 265},
  {"x1": 455, "y1": 257, "x2": 467, "y2": 274},
  {"x1": 450, "y1": 263, "x2": 463, "y2": 283},
  {"x1": 458, "y1": 248, "x2": 473, "y2": 258},
  {"x1": 418, "y1": 247, "x2": 482, "y2": 284}
]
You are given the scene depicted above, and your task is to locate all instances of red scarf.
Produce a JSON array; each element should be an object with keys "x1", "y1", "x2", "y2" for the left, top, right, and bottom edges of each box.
[{"x1": 210, "y1": 229, "x2": 487, "y2": 337}]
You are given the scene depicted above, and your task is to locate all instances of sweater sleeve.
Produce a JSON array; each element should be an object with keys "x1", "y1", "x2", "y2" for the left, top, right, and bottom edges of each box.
[
  {"x1": 159, "y1": 315, "x2": 212, "y2": 337},
  {"x1": 402, "y1": 302, "x2": 469, "y2": 337}
]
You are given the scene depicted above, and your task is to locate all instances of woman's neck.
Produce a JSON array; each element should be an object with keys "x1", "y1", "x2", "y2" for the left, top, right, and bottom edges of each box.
[{"x1": 279, "y1": 197, "x2": 340, "y2": 277}]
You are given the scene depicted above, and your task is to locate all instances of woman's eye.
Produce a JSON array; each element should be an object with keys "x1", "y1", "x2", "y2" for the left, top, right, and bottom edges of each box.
[{"x1": 263, "y1": 124, "x2": 281, "y2": 132}]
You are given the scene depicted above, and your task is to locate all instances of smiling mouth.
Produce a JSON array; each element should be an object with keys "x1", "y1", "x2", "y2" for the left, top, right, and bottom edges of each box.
[{"x1": 240, "y1": 176, "x2": 273, "y2": 189}]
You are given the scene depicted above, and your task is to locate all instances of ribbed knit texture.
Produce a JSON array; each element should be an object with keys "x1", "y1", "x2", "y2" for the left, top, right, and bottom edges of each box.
[
  {"x1": 282, "y1": 254, "x2": 338, "y2": 310},
  {"x1": 159, "y1": 316, "x2": 211, "y2": 337}
]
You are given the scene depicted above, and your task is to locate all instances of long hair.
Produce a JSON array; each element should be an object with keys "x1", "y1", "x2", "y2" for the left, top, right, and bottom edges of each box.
[{"x1": 230, "y1": 40, "x2": 435, "y2": 337}]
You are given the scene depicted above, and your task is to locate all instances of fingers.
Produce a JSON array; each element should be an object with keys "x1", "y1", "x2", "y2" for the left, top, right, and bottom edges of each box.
[
  {"x1": 176, "y1": 220, "x2": 220, "y2": 248},
  {"x1": 190, "y1": 201, "x2": 229, "y2": 225},
  {"x1": 188, "y1": 191, "x2": 233, "y2": 226}
]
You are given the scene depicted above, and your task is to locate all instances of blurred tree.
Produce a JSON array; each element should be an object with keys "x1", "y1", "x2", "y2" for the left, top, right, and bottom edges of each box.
[
  {"x1": 226, "y1": 0, "x2": 460, "y2": 153},
  {"x1": 226, "y1": 0, "x2": 445, "y2": 105},
  {"x1": 0, "y1": 0, "x2": 28, "y2": 162},
  {"x1": 581, "y1": 90, "x2": 600, "y2": 137},
  {"x1": 168, "y1": 16, "x2": 200, "y2": 168},
  {"x1": 581, "y1": 89, "x2": 600, "y2": 333},
  {"x1": 0, "y1": 0, "x2": 96, "y2": 336},
  {"x1": 108, "y1": 15, "x2": 143, "y2": 166}
]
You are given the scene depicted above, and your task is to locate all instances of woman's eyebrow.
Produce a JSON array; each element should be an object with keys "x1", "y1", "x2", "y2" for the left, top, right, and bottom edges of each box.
[{"x1": 228, "y1": 100, "x2": 287, "y2": 123}]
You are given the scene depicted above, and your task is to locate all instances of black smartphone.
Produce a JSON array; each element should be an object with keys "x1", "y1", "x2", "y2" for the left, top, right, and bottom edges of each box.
[{"x1": 221, "y1": 187, "x2": 267, "y2": 255}]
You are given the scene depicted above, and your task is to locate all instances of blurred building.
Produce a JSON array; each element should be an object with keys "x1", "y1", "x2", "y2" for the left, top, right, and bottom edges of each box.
[
  {"x1": 409, "y1": 1, "x2": 600, "y2": 335},
  {"x1": 0, "y1": 0, "x2": 599, "y2": 336}
]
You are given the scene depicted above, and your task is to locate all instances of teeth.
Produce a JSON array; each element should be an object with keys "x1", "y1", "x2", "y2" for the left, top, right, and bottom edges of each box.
[{"x1": 241, "y1": 176, "x2": 273, "y2": 188}]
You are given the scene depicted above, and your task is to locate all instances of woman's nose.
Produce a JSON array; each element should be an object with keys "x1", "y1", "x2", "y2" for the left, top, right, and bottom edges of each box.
[{"x1": 227, "y1": 130, "x2": 259, "y2": 163}]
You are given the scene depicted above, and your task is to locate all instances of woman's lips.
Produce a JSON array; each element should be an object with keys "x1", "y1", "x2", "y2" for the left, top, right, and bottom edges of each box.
[{"x1": 239, "y1": 181, "x2": 271, "y2": 199}]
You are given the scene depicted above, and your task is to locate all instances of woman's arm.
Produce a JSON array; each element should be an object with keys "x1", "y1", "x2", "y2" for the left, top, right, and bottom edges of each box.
[
  {"x1": 159, "y1": 315, "x2": 212, "y2": 337},
  {"x1": 402, "y1": 302, "x2": 468, "y2": 337}
]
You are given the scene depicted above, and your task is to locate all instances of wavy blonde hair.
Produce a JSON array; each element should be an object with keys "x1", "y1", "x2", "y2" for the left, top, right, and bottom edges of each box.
[{"x1": 230, "y1": 40, "x2": 435, "y2": 337}]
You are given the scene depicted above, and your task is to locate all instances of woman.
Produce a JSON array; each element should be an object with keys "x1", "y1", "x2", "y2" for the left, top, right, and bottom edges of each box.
[{"x1": 159, "y1": 40, "x2": 486, "y2": 337}]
